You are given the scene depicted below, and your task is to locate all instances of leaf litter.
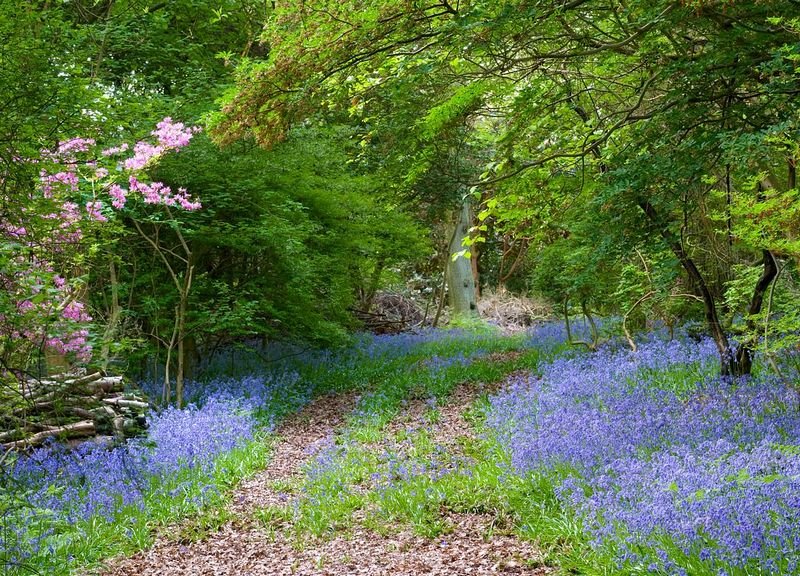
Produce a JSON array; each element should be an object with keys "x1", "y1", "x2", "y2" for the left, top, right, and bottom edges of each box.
[{"x1": 95, "y1": 380, "x2": 551, "y2": 575}]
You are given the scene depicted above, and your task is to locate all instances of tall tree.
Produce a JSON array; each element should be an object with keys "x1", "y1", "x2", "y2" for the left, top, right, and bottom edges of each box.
[{"x1": 214, "y1": 0, "x2": 800, "y2": 375}]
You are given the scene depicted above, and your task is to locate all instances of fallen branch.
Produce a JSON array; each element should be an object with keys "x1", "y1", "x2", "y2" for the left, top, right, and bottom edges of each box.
[
  {"x1": 101, "y1": 398, "x2": 149, "y2": 410},
  {"x1": 2, "y1": 420, "x2": 96, "y2": 450}
]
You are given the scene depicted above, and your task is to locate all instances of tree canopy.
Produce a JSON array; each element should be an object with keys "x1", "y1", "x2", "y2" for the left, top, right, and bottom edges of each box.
[
  {"x1": 212, "y1": 0, "x2": 800, "y2": 375},
  {"x1": 3, "y1": 0, "x2": 800, "y2": 386}
]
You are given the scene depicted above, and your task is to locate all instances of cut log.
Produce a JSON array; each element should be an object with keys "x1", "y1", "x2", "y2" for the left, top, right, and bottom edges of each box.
[
  {"x1": 86, "y1": 376, "x2": 124, "y2": 393},
  {"x1": 101, "y1": 398, "x2": 149, "y2": 410},
  {"x1": 72, "y1": 407, "x2": 94, "y2": 420},
  {"x1": 4, "y1": 371, "x2": 150, "y2": 450},
  {"x1": 113, "y1": 416, "x2": 124, "y2": 438},
  {"x1": 2, "y1": 420, "x2": 95, "y2": 450},
  {"x1": 4, "y1": 372, "x2": 150, "y2": 450},
  {"x1": 20, "y1": 373, "x2": 122, "y2": 399},
  {"x1": 64, "y1": 372, "x2": 104, "y2": 387}
]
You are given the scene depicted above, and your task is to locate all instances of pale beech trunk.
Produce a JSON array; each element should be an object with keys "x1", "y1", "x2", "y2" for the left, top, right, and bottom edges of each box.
[{"x1": 446, "y1": 199, "x2": 478, "y2": 317}]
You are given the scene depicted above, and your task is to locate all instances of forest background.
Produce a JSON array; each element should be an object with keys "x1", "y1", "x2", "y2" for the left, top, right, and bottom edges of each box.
[{"x1": 3, "y1": 0, "x2": 800, "y2": 404}]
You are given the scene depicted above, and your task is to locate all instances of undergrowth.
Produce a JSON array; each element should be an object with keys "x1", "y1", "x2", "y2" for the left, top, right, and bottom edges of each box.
[
  {"x1": 8, "y1": 322, "x2": 789, "y2": 575},
  {"x1": 1, "y1": 325, "x2": 548, "y2": 575}
]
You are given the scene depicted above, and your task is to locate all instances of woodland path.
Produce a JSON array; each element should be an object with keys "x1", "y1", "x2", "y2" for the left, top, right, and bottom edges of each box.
[{"x1": 95, "y1": 380, "x2": 551, "y2": 576}]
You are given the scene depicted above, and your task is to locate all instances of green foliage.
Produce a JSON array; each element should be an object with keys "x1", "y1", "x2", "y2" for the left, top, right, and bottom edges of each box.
[
  {"x1": 0, "y1": 2, "x2": 96, "y2": 151},
  {"x1": 211, "y1": 0, "x2": 800, "y2": 373},
  {"x1": 420, "y1": 81, "x2": 492, "y2": 142},
  {"x1": 444, "y1": 314, "x2": 500, "y2": 335},
  {"x1": 99, "y1": 126, "x2": 430, "y2": 366}
]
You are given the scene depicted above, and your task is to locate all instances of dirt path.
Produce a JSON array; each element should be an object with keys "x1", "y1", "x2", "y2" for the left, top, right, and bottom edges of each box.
[
  {"x1": 229, "y1": 392, "x2": 358, "y2": 516},
  {"x1": 96, "y1": 383, "x2": 551, "y2": 576}
]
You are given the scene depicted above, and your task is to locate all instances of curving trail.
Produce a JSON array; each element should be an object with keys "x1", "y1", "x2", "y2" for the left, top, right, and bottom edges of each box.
[{"x1": 95, "y1": 383, "x2": 551, "y2": 576}]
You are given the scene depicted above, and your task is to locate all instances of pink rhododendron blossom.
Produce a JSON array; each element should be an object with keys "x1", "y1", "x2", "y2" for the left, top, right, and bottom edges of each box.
[
  {"x1": 85, "y1": 201, "x2": 107, "y2": 222},
  {"x1": 177, "y1": 187, "x2": 201, "y2": 210},
  {"x1": 59, "y1": 202, "x2": 82, "y2": 229},
  {"x1": 153, "y1": 117, "x2": 197, "y2": 148},
  {"x1": 1, "y1": 222, "x2": 27, "y2": 238},
  {"x1": 46, "y1": 328, "x2": 91, "y2": 361},
  {"x1": 108, "y1": 183, "x2": 128, "y2": 209},
  {"x1": 62, "y1": 301, "x2": 91, "y2": 322},
  {"x1": 126, "y1": 176, "x2": 201, "y2": 210},
  {"x1": 40, "y1": 170, "x2": 79, "y2": 196},
  {"x1": 101, "y1": 143, "x2": 130, "y2": 157},
  {"x1": 58, "y1": 137, "x2": 95, "y2": 156},
  {"x1": 41, "y1": 138, "x2": 96, "y2": 163},
  {"x1": 52, "y1": 202, "x2": 84, "y2": 244},
  {"x1": 124, "y1": 140, "x2": 163, "y2": 170},
  {"x1": 122, "y1": 117, "x2": 196, "y2": 170}
]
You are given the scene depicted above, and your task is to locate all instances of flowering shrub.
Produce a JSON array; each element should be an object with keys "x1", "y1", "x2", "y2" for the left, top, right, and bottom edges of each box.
[
  {"x1": 0, "y1": 118, "x2": 199, "y2": 370},
  {"x1": 487, "y1": 335, "x2": 800, "y2": 573}
]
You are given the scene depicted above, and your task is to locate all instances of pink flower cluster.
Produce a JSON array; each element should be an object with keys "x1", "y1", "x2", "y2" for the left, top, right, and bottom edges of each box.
[
  {"x1": 47, "y1": 300, "x2": 93, "y2": 360},
  {"x1": 124, "y1": 141, "x2": 163, "y2": 171},
  {"x1": 108, "y1": 183, "x2": 127, "y2": 209},
  {"x1": 41, "y1": 137, "x2": 96, "y2": 163},
  {"x1": 57, "y1": 137, "x2": 96, "y2": 156},
  {"x1": 2, "y1": 117, "x2": 202, "y2": 366},
  {"x1": 46, "y1": 328, "x2": 91, "y2": 360},
  {"x1": 36, "y1": 117, "x2": 202, "y2": 222},
  {"x1": 101, "y1": 142, "x2": 130, "y2": 157},
  {"x1": 1, "y1": 222, "x2": 27, "y2": 238},
  {"x1": 154, "y1": 116, "x2": 199, "y2": 148},
  {"x1": 1, "y1": 264, "x2": 93, "y2": 362},
  {"x1": 124, "y1": 176, "x2": 201, "y2": 211},
  {"x1": 85, "y1": 201, "x2": 107, "y2": 222},
  {"x1": 43, "y1": 201, "x2": 85, "y2": 246},
  {"x1": 123, "y1": 117, "x2": 198, "y2": 170},
  {"x1": 40, "y1": 170, "x2": 79, "y2": 197}
]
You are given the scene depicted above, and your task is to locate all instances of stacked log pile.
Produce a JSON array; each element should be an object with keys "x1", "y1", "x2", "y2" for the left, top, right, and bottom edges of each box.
[
  {"x1": 1, "y1": 372, "x2": 150, "y2": 451},
  {"x1": 353, "y1": 292, "x2": 428, "y2": 334},
  {"x1": 477, "y1": 289, "x2": 552, "y2": 333}
]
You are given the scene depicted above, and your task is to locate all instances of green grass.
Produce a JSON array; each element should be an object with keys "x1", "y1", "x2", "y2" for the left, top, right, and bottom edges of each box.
[
  {"x1": 255, "y1": 341, "x2": 559, "y2": 548},
  {"x1": 6, "y1": 328, "x2": 583, "y2": 575}
]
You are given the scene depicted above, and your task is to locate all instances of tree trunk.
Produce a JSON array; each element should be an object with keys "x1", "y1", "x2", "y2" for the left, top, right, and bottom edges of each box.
[
  {"x1": 99, "y1": 259, "x2": 122, "y2": 371},
  {"x1": 446, "y1": 199, "x2": 478, "y2": 317},
  {"x1": 175, "y1": 264, "x2": 193, "y2": 409},
  {"x1": 638, "y1": 200, "x2": 735, "y2": 374},
  {"x1": 733, "y1": 250, "x2": 778, "y2": 375},
  {"x1": 471, "y1": 242, "x2": 480, "y2": 300},
  {"x1": 362, "y1": 258, "x2": 385, "y2": 311},
  {"x1": 182, "y1": 333, "x2": 198, "y2": 381},
  {"x1": 638, "y1": 200, "x2": 779, "y2": 377}
]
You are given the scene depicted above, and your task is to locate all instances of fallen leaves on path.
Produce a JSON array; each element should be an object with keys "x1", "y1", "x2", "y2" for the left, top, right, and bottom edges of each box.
[
  {"x1": 101, "y1": 512, "x2": 547, "y2": 576},
  {"x1": 230, "y1": 392, "x2": 357, "y2": 515},
  {"x1": 96, "y1": 380, "x2": 552, "y2": 576}
]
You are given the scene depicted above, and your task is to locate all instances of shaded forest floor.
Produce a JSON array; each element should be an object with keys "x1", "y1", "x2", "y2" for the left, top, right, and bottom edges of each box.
[
  {"x1": 12, "y1": 327, "x2": 800, "y2": 575},
  {"x1": 97, "y1": 370, "x2": 551, "y2": 575}
]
